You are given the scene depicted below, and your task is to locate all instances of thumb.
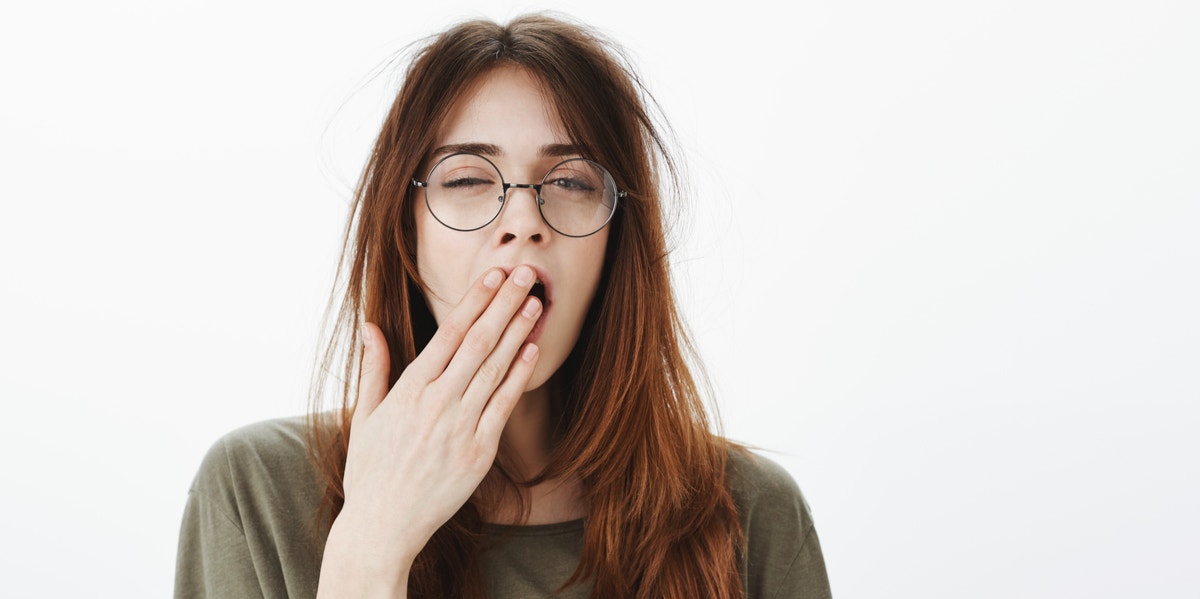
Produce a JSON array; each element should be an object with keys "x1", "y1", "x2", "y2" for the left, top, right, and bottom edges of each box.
[{"x1": 352, "y1": 322, "x2": 391, "y2": 428}]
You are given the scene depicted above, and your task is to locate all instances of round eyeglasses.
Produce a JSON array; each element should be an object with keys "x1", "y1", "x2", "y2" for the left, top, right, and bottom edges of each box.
[{"x1": 411, "y1": 152, "x2": 624, "y2": 238}]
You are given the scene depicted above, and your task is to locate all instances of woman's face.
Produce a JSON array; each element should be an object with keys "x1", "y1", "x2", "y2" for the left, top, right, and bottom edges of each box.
[{"x1": 415, "y1": 65, "x2": 610, "y2": 390}]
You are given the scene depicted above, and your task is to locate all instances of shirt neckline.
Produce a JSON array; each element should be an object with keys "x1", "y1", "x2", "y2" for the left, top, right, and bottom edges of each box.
[{"x1": 480, "y1": 518, "x2": 585, "y2": 536}]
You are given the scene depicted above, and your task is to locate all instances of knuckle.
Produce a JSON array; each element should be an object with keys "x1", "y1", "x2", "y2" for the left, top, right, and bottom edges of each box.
[
  {"x1": 476, "y1": 357, "x2": 507, "y2": 383},
  {"x1": 461, "y1": 328, "x2": 494, "y2": 355},
  {"x1": 436, "y1": 319, "x2": 468, "y2": 344},
  {"x1": 391, "y1": 374, "x2": 420, "y2": 400}
]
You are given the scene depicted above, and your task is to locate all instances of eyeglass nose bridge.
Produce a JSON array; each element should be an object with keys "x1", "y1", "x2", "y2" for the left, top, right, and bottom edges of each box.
[{"x1": 500, "y1": 182, "x2": 546, "y2": 206}]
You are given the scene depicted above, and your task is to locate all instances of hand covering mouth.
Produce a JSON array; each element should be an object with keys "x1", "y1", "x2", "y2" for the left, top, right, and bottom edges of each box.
[
  {"x1": 497, "y1": 265, "x2": 552, "y2": 343},
  {"x1": 498, "y1": 265, "x2": 552, "y2": 309}
]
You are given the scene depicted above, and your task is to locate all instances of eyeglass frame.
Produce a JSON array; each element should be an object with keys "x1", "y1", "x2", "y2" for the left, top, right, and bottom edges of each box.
[{"x1": 411, "y1": 151, "x2": 626, "y2": 238}]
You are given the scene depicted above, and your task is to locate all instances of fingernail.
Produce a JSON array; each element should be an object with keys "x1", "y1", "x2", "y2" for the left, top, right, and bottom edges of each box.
[
  {"x1": 483, "y1": 269, "x2": 503, "y2": 289},
  {"x1": 514, "y1": 265, "x2": 534, "y2": 286},
  {"x1": 522, "y1": 296, "x2": 541, "y2": 318},
  {"x1": 522, "y1": 344, "x2": 539, "y2": 362}
]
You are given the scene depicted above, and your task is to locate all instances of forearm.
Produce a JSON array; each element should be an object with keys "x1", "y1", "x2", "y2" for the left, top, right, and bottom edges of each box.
[{"x1": 316, "y1": 513, "x2": 418, "y2": 599}]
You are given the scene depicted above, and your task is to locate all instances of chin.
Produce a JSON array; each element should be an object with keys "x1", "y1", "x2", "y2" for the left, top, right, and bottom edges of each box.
[
  {"x1": 523, "y1": 317, "x2": 588, "y2": 393},
  {"x1": 523, "y1": 358, "x2": 560, "y2": 392}
]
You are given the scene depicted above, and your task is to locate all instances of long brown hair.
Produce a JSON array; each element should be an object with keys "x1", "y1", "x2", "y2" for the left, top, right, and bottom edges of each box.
[{"x1": 307, "y1": 14, "x2": 744, "y2": 598}]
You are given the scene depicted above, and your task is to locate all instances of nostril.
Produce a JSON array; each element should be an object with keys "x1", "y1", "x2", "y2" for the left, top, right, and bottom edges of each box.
[{"x1": 499, "y1": 232, "x2": 542, "y2": 244}]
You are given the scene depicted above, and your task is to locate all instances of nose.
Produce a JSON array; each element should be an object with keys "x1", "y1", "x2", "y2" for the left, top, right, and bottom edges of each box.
[{"x1": 495, "y1": 185, "x2": 549, "y2": 244}]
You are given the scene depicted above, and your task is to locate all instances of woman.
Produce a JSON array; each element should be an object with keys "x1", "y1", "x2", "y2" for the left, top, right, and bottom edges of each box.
[{"x1": 176, "y1": 14, "x2": 831, "y2": 599}]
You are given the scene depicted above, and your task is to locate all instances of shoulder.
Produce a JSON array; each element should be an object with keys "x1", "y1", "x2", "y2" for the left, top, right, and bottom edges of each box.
[
  {"x1": 178, "y1": 417, "x2": 328, "y2": 597},
  {"x1": 188, "y1": 415, "x2": 321, "y2": 526},
  {"x1": 724, "y1": 447, "x2": 832, "y2": 599},
  {"x1": 191, "y1": 415, "x2": 311, "y2": 486},
  {"x1": 212, "y1": 415, "x2": 310, "y2": 461},
  {"x1": 725, "y1": 447, "x2": 814, "y2": 532}
]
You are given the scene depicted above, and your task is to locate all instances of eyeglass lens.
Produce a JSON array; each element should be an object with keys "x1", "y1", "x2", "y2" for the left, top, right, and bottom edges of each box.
[{"x1": 423, "y1": 153, "x2": 617, "y2": 237}]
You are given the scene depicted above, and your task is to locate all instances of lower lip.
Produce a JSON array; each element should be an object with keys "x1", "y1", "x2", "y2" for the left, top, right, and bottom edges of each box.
[{"x1": 525, "y1": 302, "x2": 550, "y2": 344}]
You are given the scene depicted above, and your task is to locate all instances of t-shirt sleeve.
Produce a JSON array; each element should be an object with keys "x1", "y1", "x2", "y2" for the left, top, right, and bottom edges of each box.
[
  {"x1": 729, "y1": 450, "x2": 832, "y2": 599},
  {"x1": 774, "y1": 522, "x2": 831, "y2": 599},
  {"x1": 174, "y1": 436, "x2": 266, "y2": 599},
  {"x1": 175, "y1": 417, "x2": 326, "y2": 599}
]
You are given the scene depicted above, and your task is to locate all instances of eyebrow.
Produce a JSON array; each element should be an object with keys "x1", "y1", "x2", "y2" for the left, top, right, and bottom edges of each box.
[{"x1": 428, "y1": 142, "x2": 585, "y2": 160}]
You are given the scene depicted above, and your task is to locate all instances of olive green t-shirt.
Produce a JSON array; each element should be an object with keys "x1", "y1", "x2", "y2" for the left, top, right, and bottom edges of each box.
[{"x1": 174, "y1": 417, "x2": 831, "y2": 598}]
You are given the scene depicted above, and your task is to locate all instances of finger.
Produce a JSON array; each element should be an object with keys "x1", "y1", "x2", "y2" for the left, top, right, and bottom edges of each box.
[
  {"x1": 405, "y1": 268, "x2": 506, "y2": 383},
  {"x1": 475, "y1": 343, "x2": 540, "y2": 446},
  {"x1": 352, "y1": 322, "x2": 390, "y2": 429},
  {"x1": 460, "y1": 295, "x2": 541, "y2": 415},
  {"x1": 437, "y1": 265, "x2": 538, "y2": 390}
]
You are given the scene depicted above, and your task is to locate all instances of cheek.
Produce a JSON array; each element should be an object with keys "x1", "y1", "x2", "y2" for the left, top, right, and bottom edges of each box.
[
  {"x1": 415, "y1": 215, "x2": 472, "y2": 322},
  {"x1": 572, "y1": 234, "x2": 610, "y2": 311},
  {"x1": 587, "y1": 232, "x2": 610, "y2": 283}
]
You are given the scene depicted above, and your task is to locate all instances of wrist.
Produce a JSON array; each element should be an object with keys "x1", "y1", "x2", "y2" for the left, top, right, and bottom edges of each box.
[
  {"x1": 332, "y1": 504, "x2": 429, "y2": 565},
  {"x1": 317, "y1": 513, "x2": 417, "y2": 599}
]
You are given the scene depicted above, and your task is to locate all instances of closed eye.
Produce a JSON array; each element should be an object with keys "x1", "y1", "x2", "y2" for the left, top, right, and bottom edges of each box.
[
  {"x1": 546, "y1": 176, "x2": 597, "y2": 192},
  {"x1": 442, "y1": 177, "x2": 493, "y2": 189}
]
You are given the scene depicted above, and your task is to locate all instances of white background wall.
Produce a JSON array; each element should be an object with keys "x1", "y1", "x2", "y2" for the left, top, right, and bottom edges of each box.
[{"x1": 2, "y1": 1, "x2": 1197, "y2": 597}]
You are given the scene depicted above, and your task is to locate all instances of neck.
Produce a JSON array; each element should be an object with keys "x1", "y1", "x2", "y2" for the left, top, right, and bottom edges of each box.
[
  {"x1": 502, "y1": 382, "x2": 553, "y2": 477},
  {"x1": 486, "y1": 379, "x2": 587, "y2": 525}
]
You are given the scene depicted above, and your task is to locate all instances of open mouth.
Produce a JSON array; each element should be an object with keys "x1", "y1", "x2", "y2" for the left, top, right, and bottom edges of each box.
[
  {"x1": 528, "y1": 280, "x2": 546, "y2": 304},
  {"x1": 524, "y1": 276, "x2": 550, "y2": 344}
]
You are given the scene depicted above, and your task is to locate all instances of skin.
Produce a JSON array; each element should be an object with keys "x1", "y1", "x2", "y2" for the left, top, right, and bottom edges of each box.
[
  {"x1": 316, "y1": 66, "x2": 607, "y2": 598},
  {"x1": 417, "y1": 64, "x2": 609, "y2": 395}
]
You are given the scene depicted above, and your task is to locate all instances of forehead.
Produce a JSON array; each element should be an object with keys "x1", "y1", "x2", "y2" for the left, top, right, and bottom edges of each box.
[{"x1": 433, "y1": 65, "x2": 572, "y2": 162}]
